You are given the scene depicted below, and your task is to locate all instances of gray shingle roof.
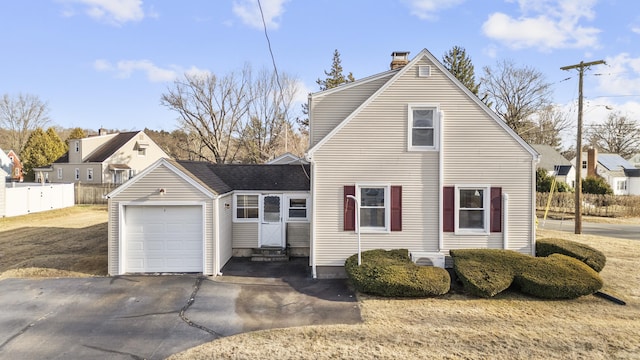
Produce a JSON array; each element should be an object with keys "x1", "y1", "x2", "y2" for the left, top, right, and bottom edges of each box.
[
  {"x1": 176, "y1": 161, "x2": 310, "y2": 194},
  {"x1": 531, "y1": 144, "x2": 571, "y2": 171}
]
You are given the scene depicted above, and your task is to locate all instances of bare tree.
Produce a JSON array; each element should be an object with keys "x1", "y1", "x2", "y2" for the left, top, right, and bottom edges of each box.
[
  {"x1": 481, "y1": 60, "x2": 552, "y2": 136},
  {"x1": 523, "y1": 105, "x2": 572, "y2": 148},
  {"x1": 240, "y1": 70, "x2": 299, "y2": 163},
  {"x1": 585, "y1": 112, "x2": 640, "y2": 158},
  {"x1": 161, "y1": 67, "x2": 252, "y2": 164},
  {"x1": 0, "y1": 93, "x2": 51, "y2": 155}
]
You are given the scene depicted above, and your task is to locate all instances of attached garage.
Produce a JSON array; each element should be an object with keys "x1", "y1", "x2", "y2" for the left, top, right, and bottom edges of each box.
[{"x1": 122, "y1": 205, "x2": 203, "y2": 273}]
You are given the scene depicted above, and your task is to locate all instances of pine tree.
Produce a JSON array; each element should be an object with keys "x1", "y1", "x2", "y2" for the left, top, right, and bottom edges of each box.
[
  {"x1": 316, "y1": 49, "x2": 355, "y2": 91},
  {"x1": 442, "y1": 46, "x2": 480, "y2": 96}
]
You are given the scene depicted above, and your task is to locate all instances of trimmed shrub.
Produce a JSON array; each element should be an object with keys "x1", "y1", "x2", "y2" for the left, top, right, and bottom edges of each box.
[
  {"x1": 345, "y1": 249, "x2": 450, "y2": 297},
  {"x1": 536, "y1": 238, "x2": 606, "y2": 272},
  {"x1": 450, "y1": 248, "x2": 603, "y2": 299},
  {"x1": 516, "y1": 254, "x2": 603, "y2": 299}
]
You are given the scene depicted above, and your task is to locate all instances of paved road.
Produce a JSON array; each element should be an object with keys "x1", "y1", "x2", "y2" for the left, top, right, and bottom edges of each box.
[
  {"x1": 539, "y1": 218, "x2": 640, "y2": 241},
  {"x1": 0, "y1": 264, "x2": 360, "y2": 359}
]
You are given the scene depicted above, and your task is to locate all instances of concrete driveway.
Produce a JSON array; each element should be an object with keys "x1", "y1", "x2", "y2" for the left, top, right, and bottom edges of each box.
[
  {"x1": 0, "y1": 259, "x2": 361, "y2": 359},
  {"x1": 539, "y1": 218, "x2": 640, "y2": 241}
]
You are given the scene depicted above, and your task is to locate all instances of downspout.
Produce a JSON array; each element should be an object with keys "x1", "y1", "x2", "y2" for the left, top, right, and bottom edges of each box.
[
  {"x1": 438, "y1": 110, "x2": 444, "y2": 251},
  {"x1": 214, "y1": 196, "x2": 221, "y2": 276},
  {"x1": 502, "y1": 193, "x2": 509, "y2": 249},
  {"x1": 309, "y1": 159, "x2": 317, "y2": 279},
  {"x1": 531, "y1": 157, "x2": 539, "y2": 256}
]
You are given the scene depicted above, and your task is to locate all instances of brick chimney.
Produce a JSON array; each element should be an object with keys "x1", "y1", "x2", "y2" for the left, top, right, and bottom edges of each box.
[
  {"x1": 587, "y1": 148, "x2": 598, "y2": 177},
  {"x1": 390, "y1": 51, "x2": 410, "y2": 70}
]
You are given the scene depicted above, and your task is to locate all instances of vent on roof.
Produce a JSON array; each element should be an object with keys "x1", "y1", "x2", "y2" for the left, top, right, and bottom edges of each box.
[
  {"x1": 410, "y1": 251, "x2": 445, "y2": 268},
  {"x1": 418, "y1": 65, "x2": 431, "y2": 77}
]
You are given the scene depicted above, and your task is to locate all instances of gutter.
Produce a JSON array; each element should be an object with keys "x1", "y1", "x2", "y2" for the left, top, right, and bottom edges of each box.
[{"x1": 438, "y1": 110, "x2": 444, "y2": 251}]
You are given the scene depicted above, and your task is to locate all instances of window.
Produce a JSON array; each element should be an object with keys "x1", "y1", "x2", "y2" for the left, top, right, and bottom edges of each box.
[
  {"x1": 87, "y1": 168, "x2": 93, "y2": 181},
  {"x1": 75, "y1": 141, "x2": 79, "y2": 153},
  {"x1": 234, "y1": 194, "x2": 259, "y2": 221},
  {"x1": 408, "y1": 104, "x2": 439, "y2": 151},
  {"x1": 582, "y1": 160, "x2": 587, "y2": 169},
  {"x1": 138, "y1": 148, "x2": 146, "y2": 156},
  {"x1": 617, "y1": 180, "x2": 627, "y2": 191},
  {"x1": 285, "y1": 195, "x2": 309, "y2": 221},
  {"x1": 344, "y1": 185, "x2": 402, "y2": 233},
  {"x1": 57, "y1": 168, "x2": 63, "y2": 179},
  {"x1": 75, "y1": 168, "x2": 80, "y2": 180},
  {"x1": 442, "y1": 185, "x2": 502, "y2": 234}
]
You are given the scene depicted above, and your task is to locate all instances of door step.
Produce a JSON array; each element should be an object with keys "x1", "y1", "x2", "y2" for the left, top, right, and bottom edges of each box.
[{"x1": 251, "y1": 247, "x2": 289, "y2": 262}]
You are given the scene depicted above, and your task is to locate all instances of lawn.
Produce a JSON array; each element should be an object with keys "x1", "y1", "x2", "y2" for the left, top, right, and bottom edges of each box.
[{"x1": 1, "y1": 207, "x2": 639, "y2": 359}]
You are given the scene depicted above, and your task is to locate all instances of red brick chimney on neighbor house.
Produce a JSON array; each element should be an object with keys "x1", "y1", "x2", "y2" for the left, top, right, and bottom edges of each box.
[
  {"x1": 587, "y1": 148, "x2": 598, "y2": 177},
  {"x1": 390, "y1": 51, "x2": 410, "y2": 70}
]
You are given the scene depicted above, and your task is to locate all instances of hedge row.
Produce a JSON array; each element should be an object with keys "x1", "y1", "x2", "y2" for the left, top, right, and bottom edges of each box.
[{"x1": 536, "y1": 238, "x2": 606, "y2": 272}]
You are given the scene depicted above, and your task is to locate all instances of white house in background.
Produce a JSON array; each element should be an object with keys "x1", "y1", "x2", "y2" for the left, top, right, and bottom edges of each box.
[
  {"x1": 105, "y1": 49, "x2": 540, "y2": 278},
  {"x1": 572, "y1": 148, "x2": 640, "y2": 195},
  {"x1": 531, "y1": 144, "x2": 576, "y2": 188},
  {"x1": 266, "y1": 152, "x2": 308, "y2": 165},
  {"x1": 627, "y1": 153, "x2": 640, "y2": 169},
  {"x1": 34, "y1": 130, "x2": 168, "y2": 185}
]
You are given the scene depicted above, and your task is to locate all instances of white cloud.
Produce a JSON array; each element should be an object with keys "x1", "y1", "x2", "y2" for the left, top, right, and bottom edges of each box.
[
  {"x1": 232, "y1": 0, "x2": 289, "y2": 30},
  {"x1": 402, "y1": 0, "x2": 465, "y2": 20},
  {"x1": 94, "y1": 59, "x2": 181, "y2": 82},
  {"x1": 595, "y1": 53, "x2": 640, "y2": 96},
  {"x1": 58, "y1": 0, "x2": 146, "y2": 26},
  {"x1": 482, "y1": 0, "x2": 600, "y2": 51}
]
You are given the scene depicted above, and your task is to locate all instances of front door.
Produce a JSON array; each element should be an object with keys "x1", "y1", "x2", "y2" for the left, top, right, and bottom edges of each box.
[{"x1": 260, "y1": 194, "x2": 284, "y2": 247}]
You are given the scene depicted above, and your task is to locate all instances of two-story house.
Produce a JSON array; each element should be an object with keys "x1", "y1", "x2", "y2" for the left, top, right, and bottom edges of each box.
[
  {"x1": 1, "y1": 149, "x2": 24, "y2": 182},
  {"x1": 573, "y1": 148, "x2": 640, "y2": 195}
]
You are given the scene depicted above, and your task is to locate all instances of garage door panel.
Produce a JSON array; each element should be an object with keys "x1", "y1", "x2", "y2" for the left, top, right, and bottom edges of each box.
[{"x1": 124, "y1": 205, "x2": 203, "y2": 273}]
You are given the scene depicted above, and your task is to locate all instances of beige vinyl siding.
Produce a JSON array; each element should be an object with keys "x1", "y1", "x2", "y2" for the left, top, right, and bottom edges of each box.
[
  {"x1": 310, "y1": 73, "x2": 395, "y2": 147},
  {"x1": 217, "y1": 193, "x2": 233, "y2": 270},
  {"x1": 107, "y1": 164, "x2": 214, "y2": 275},
  {"x1": 313, "y1": 56, "x2": 534, "y2": 266},
  {"x1": 232, "y1": 222, "x2": 259, "y2": 249},
  {"x1": 286, "y1": 222, "x2": 310, "y2": 248}
]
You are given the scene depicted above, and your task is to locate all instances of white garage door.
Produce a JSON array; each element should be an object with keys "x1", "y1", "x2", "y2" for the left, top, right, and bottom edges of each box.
[{"x1": 124, "y1": 205, "x2": 203, "y2": 273}]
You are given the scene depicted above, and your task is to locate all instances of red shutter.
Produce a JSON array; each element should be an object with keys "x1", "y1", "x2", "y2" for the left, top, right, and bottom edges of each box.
[
  {"x1": 390, "y1": 186, "x2": 402, "y2": 231},
  {"x1": 344, "y1": 185, "x2": 356, "y2": 231},
  {"x1": 490, "y1": 187, "x2": 502, "y2": 233},
  {"x1": 443, "y1": 186, "x2": 455, "y2": 232}
]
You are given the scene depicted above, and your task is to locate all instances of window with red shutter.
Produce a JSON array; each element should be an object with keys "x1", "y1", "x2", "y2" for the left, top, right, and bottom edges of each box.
[
  {"x1": 344, "y1": 185, "x2": 356, "y2": 231},
  {"x1": 490, "y1": 187, "x2": 502, "y2": 233},
  {"x1": 443, "y1": 186, "x2": 455, "y2": 232},
  {"x1": 391, "y1": 186, "x2": 402, "y2": 231}
]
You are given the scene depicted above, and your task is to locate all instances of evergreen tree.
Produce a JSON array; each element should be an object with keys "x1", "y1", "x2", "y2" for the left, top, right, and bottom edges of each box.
[
  {"x1": 442, "y1": 46, "x2": 479, "y2": 95},
  {"x1": 316, "y1": 49, "x2": 355, "y2": 91},
  {"x1": 21, "y1": 127, "x2": 67, "y2": 178}
]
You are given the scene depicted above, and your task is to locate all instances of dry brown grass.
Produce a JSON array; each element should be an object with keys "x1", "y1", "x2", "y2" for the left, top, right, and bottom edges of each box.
[
  {"x1": 169, "y1": 227, "x2": 640, "y2": 360},
  {"x1": 0, "y1": 205, "x2": 108, "y2": 278}
]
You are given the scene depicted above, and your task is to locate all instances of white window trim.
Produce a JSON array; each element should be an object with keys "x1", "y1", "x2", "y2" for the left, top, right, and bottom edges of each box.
[
  {"x1": 233, "y1": 193, "x2": 260, "y2": 222},
  {"x1": 454, "y1": 184, "x2": 491, "y2": 235},
  {"x1": 87, "y1": 168, "x2": 93, "y2": 181},
  {"x1": 137, "y1": 148, "x2": 146, "y2": 157},
  {"x1": 74, "y1": 168, "x2": 80, "y2": 180},
  {"x1": 407, "y1": 103, "x2": 440, "y2": 152},
  {"x1": 284, "y1": 194, "x2": 310, "y2": 222},
  {"x1": 355, "y1": 183, "x2": 391, "y2": 233},
  {"x1": 57, "y1": 168, "x2": 63, "y2": 179}
]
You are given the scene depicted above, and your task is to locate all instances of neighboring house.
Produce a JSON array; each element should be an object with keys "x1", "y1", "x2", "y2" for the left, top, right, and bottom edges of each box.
[
  {"x1": 573, "y1": 149, "x2": 640, "y2": 195},
  {"x1": 531, "y1": 144, "x2": 575, "y2": 188},
  {"x1": 106, "y1": 49, "x2": 539, "y2": 278},
  {"x1": 1, "y1": 149, "x2": 23, "y2": 182},
  {"x1": 106, "y1": 159, "x2": 310, "y2": 275},
  {"x1": 266, "y1": 152, "x2": 309, "y2": 165},
  {"x1": 34, "y1": 130, "x2": 169, "y2": 184},
  {"x1": 627, "y1": 153, "x2": 640, "y2": 169}
]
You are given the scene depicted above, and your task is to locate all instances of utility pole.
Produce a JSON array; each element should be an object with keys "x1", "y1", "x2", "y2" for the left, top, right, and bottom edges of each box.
[{"x1": 560, "y1": 60, "x2": 605, "y2": 234}]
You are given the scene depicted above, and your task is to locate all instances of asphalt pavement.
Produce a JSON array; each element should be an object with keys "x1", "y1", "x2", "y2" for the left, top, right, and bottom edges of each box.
[
  {"x1": 0, "y1": 259, "x2": 361, "y2": 359},
  {"x1": 539, "y1": 218, "x2": 640, "y2": 240}
]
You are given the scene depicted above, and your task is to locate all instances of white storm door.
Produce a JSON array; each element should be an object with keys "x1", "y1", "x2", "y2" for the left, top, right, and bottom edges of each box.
[{"x1": 260, "y1": 194, "x2": 284, "y2": 247}]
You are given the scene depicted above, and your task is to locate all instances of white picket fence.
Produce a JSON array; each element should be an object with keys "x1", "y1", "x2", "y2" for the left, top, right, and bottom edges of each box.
[{"x1": 1, "y1": 182, "x2": 75, "y2": 217}]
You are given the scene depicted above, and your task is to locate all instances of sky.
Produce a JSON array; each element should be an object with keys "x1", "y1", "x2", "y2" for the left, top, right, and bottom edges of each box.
[{"x1": 2, "y1": 0, "x2": 640, "y2": 149}]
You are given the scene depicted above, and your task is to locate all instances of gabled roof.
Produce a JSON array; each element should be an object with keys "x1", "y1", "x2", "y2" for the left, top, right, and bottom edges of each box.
[
  {"x1": 266, "y1": 152, "x2": 308, "y2": 165},
  {"x1": 177, "y1": 161, "x2": 311, "y2": 193},
  {"x1": 306, "y1": 48, "x2": 539, "y2": 160},
  {"x1": 531, "y1": 144, "x2": 571, "y2": 171},
  {"x1": 85, "y1": 131, "x2": 138, "y2": 162}
]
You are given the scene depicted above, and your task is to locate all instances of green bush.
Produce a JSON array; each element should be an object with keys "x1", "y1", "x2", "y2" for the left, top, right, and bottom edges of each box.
[
  {"x1": 536, "y1": 238, "x2": 606, "y2": 272},
  {"x1": 582, "y1": 176, "x2": 613, "y2": 195},
  {"x1": 345, "y1": 249, "x2": 450, "y2": 297},
  {"x1": 450, "y1": 249, "x2": 603, "y2": 299}
]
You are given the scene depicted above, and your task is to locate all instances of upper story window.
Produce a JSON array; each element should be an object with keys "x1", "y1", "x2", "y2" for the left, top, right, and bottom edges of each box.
[
  {"x1": 285, "y1": 195, "x2": 310, "y2": 221},
  {"x1": 582, "y1": 160, "x2": 587, "y2": 169},
  {"x1": 234, "y1": 194, "x2": 259, "y2": 221},
  {"x1": 408, "y1": 104, "x2": 439, "y2": 151},
  {"x1": 87, "y1": 168, "x2": 93, "y2": 181},
  {"x1": 455, "y1": 185, "x2": 490, "y2": 234},
  {"x1": 74, "y1": 168, "x2": 80, "y2": 180},
  {"x1": 75, "y1": 141, "x2": 80, "y2": 153},
  {"x1": 138, "y1": 148, "x2": 146, "y2": 156},
  {"x1": 57, "y1": 168, "x2": 63, "y2": 179}
]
